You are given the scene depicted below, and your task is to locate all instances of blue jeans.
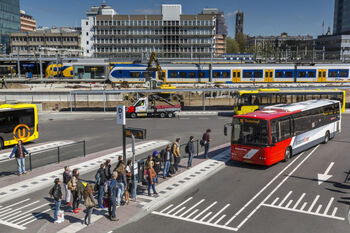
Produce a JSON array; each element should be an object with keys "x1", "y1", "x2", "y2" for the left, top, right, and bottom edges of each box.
[
  {"x1": 98, "y1": 185, "x2": 104, "y2": 207},
  {"x1": 188, "y1": 153, "x2": 193, "y2": 167},
  {"x1": 54, "y1": 200, "x2": 61, "y2": 221},
  {"x1": 147, "y1": 177, "x2": 157, "y2": 195},
  {"x1": 117, "y1": 182, "x2": 124, "y2": 205},
  {"x1": 109, "y1": 195, "x2": 117, "y2": 218},
  {"x1": 16, "y1": 158, "x2": 26, "y2": 174},
  {"x1": 204, "y1": 144, "x2": 210, "y2": 159},
  {"x1": 163, "y1": 161, "x2": 170, "y2": 177}
]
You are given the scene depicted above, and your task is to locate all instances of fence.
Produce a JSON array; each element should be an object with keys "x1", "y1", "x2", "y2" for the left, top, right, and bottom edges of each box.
[{"x1": 0, "y1": 141, "x2": 85, "y2": 177}]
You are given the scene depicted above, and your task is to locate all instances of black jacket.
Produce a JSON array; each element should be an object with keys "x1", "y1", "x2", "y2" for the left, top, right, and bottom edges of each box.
[
  {"x1": 105, "y1": 165, "x2": 111, "y2": 180},
  {"x1": 187, "y1": 141, "x2": 195, "y2": 154},
  {"x1": 161, "y1": 149, "x2": 173, "y2": 163},
  {"x1": 52, "y1": 184, "x2": 62, "y2": 201},
  {"x1": 98, "y1": 168, "x2": 107, "y2": 185},
  {"x1": 62, "y1": 171, "x2": 71, "y2": 184}
]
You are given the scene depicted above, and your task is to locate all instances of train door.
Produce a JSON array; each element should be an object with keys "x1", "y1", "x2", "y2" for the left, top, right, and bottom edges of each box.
[
  {"x1": 318, "y1": 69, "x2": 327, "y2": 82},
  {"x1": 265, "y1": 69, "x2": 273, "y2": 82},
  {"x1": 232, "y1": 70, "x2": 241, "y2": 83}
]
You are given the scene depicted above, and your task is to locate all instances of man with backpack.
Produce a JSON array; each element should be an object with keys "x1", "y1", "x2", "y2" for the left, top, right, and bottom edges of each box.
[
  {"x1": 201, "y1": 129, "x2": 211, "y2": 159},
  {"x1": 172, "y1": 138, "x2": 181, "y2": 172},
  {"x1": 49, "y1": 178, "x2": 63, "y2": 223},
  {"x1": 96, "y1": 163, "x2": 107, "y2": 209},
  {"x1": 186, "y1": 136, "x2": 195, "y2": 168},
  {"x1": 162, "y1": 145, "x2": 173, "y2": 178}
]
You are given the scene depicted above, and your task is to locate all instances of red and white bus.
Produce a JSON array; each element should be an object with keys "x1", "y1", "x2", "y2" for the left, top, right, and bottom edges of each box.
[{"x1": 225, "y1": 99, "x2": 341, "y2": 165}]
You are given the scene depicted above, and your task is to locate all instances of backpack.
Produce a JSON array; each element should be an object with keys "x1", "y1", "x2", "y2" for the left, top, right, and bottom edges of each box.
[
  {"x1": 49, "y1": 186, "x2": 54, "y2": 196},
  {"x1": 67, "y1": 179, "x2": 74, "y2": 191},
  {"x1": 95, "y1": 170, "x2": 101, "y2": 185},
  {"x1": 185, "y1": 143, "x2": 189, "y2": 154}
]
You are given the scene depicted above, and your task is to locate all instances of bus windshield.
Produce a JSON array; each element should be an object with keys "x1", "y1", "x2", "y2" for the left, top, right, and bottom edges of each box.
[{"x1": 232, "y1": 118, "x2": 269, "y2": 146}]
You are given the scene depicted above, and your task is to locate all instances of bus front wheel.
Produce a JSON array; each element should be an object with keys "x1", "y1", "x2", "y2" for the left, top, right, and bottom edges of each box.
[
  {"x1": 131, "y1": 113, "x2": 137, "y2": 118},
  {"x1": 323, "y1": 131, "x2": 330, "y2": 144},
  {"x1": 283, "y1": 147, "x2": 292, "y2": 162}
]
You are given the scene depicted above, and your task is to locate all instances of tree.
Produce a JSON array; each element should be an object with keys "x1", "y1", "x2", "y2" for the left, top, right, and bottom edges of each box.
[
  {"x1": 235, "y1": 33, "x2": 247, "y2": 53},
  {"x1": 226, "y1": 37, "x2": 239, "y2": 53}
]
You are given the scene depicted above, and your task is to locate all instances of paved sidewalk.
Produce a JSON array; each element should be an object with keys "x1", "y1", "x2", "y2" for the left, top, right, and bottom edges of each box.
[{"x1": 38, "y1": 143, "x2": 230, "y2": 233}]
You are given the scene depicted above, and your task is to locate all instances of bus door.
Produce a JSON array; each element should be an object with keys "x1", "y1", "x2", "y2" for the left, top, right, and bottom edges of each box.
[
  {"x1": 265, "y1": 69, "x2": 273, "y2": 82},
  {"x1": 318, "y1": 69, "x2": 327, "y2": 82},
  {"x1": 232, "y1": 70, "x2": 241, "y2": 83}
]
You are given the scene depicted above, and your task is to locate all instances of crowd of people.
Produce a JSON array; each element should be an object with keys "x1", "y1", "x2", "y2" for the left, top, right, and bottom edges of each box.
[{"x1": 49, "y1": 129, "x2": 211, "y2": 224}]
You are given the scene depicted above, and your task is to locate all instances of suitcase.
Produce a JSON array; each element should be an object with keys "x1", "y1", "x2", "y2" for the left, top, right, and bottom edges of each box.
[{"x1": 56, "y1": 210, "x2": 64, "y2": 223}]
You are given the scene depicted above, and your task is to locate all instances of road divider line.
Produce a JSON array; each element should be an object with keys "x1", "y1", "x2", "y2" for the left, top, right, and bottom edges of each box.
[{"x1": 236, "y1": 146, "x2": 319, "y2": 230}]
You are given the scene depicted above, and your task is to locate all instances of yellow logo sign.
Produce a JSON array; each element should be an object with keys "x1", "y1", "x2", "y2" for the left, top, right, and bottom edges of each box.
[{"x1": 13, "y1": 124, "x2": 31, "y2": 142}]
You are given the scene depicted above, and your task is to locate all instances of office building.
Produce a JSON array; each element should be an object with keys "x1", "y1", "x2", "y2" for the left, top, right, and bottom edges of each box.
[
  {"x1": 20, "y1": 10, "x2": 36, "y2": 32},
  {"x1": 235, "y1": 11, "x2": 244, "y2": 37},
  {"x1": 81, "y1": 3, "x2": 220, "y2": 58},
  {"x1": 10, "y1": 27, "x2": 81, "y2": 56},
  {"x1": 0, "y1": 0, "x2": 20, "y2": 52},
  {"x1": 333, "y1": 0, "x2": 350, "y2": 35}
]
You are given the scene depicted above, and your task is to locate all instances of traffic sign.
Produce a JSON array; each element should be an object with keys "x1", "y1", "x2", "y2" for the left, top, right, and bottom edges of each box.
[
  {"x1": 124, "y1": 127, "x2": 146, "y2": 139},
  {"x1": 116, "y1": 105, "x2": 126, "y2": 125}
]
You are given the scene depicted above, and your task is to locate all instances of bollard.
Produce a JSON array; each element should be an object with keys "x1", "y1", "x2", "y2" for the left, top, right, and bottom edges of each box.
[
  {"x1": 29, "y1": 153, "x2": 32, "y2": 171},
  {"x1": 57, "y1": 147, "x2": 60, "y2": 163},
  {"x1": 83, "y1": 140, "x2": 86, "y2": 157}
]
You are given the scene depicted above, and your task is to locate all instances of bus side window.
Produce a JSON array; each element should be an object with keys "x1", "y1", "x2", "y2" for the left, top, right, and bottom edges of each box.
[
  {"x1": 271, "y1": 120, "x2": 278, "y2": 144},
  {"x1": 278, "y1": 117, "x2": 292, "y2": 141}
]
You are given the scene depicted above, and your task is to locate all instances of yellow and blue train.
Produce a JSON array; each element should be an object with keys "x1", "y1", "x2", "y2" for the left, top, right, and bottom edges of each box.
[
  {"x1": 108, "y1": 63, "x2": 350, "y2": 83},
  {"x1": 45, "y1": 63, "x2": 74, "y2": 78}
]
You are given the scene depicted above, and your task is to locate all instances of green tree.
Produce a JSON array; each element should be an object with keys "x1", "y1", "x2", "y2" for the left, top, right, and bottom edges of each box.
[
  {"x1": 235, "y1": 33, "x2": 247, "y2": 53},
  {"x1": 226, "y1": 37, "x2": 239, "y2": 53}
]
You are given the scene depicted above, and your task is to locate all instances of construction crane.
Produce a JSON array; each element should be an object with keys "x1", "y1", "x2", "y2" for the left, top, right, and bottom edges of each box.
[{"x1": 146, "y1": 52, "x2": 164, "y2": 88}]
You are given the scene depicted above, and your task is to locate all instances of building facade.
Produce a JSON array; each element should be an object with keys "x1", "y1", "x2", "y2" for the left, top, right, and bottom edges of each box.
[
  {"x1": 10, "y1": 27, "x2": 81, "y2": 56},
  {"x1": 333, "y1": 0, "x2": 350, "y2": 35},
  {"x1": 315, "y1": 34, "x2": 350, "y2": 61},
  {"x1": 235, "y1": 11, "x2": 244, "y2": 38},
  {"x1": 81, "y1": 3, "x2": 219, "y2": 58},
  {"x1": 0, "y1": 0, "x2": 20, "y2": 52},
  {"x1": 20, "y1": 10, "x2": 36, "y2": 32}
]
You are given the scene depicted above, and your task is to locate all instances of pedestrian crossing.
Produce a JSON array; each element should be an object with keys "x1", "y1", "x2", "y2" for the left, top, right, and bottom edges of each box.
[
  {"x1": 0, "y1": 198, "x2": 51, "y2": 230},
  {"x1": 152, "y1": 197, "x2": 238, "y2": 231},
  {"x1": 262, "y1": 190, "x2": 345, "y2": 221}
]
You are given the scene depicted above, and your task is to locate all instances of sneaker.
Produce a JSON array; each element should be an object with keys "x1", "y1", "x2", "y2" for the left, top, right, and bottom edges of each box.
[
  {"x1": 154, "y1": 192, "x2": 158, "y2": 196},
  {"x1": 24, "y1": 171, "x2": 28, "y2": 175},
  {"x1": 18, "y1": 173, "x2": 22, "y2": 176},
  {"x1": 73, "y1": 210, "x2": 79, "y2": 214},
  {"x1": 110, "y1": 217, "x2": 119, "y2": 221},
  {"x1": 148, "y1": 193, "x2": 151, "y2": 196},
  {"x1": 98, "y1": 205, "x2": 104, "y2": 209},
  {"x1": 54, "y1": 220, "x2": 59, "y2": 224},
  {"x1": 67, "y1": 202, "x2": 72, "y2": 206},
  {"x1": 76, "y1": 208, "x2": 81, "y2": 211}
]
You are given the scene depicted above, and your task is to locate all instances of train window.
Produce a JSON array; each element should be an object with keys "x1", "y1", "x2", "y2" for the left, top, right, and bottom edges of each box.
[
  {"x1": 130, "y1": 72, "x2": 141, "y2": 78},
  {"x1": 270, "y1": 72, "x2": 273, "y2": 77},
  {"x1": 308, "y1": 71, "x2": 316, "y2": 78},
  {"x1": 199, "y1": 72, "x2": 205, "y2": 78},
  {"x1": 298, "y1": 71, "x2": 306, "y2": 78},
  {"x1": 233, "y1": 72, "x2": 236, "y2": 78},
  {"x1": 318, "y1": 71, "x2": 322, "y2": 77},
  {"x1": 143, "y1": 72, "x2": 153, "y2": 78},
  {"x1": 237, "y1": 72, "x2": 241, "y2": 77},
  {"x1": 339, "y1": 70, "x2": 348, "y2": 77},
  {"x1": 243, "y1": 71, "x2": 252, "y2": 78},
  {"x1": 276, "y1": 72, "x2": 283, "y2": 78},
  {"x1": 213, "y1": 72, "x2": 221, "y2": 78},
  {"x1": 254, "y1": 71, "x2": 263, "y2": 78},
  {"x1": 222, "y1": 72, "x2": 230, "y2": 78},
  {"x1": 170, "y1": 71, "x2": 178, "y2": 78},
  {"x1": 179, "y1": 72, "x2": 187, "y2": 78},
  {"x1": 329, "y1": 71, "x2": 337, "y2": 77},
  {"x1": 265, "y1": 71, "x2": 269, "y2": 77},
  {"x1": 285, "y1": 72, "x2": 293, "y2": 78},
  {"x1": 188, "y1": 72, "x2": 196, "y2": 78},
  {"x1": 323, "y1": 71, "x2": 326, "y2": 77}
]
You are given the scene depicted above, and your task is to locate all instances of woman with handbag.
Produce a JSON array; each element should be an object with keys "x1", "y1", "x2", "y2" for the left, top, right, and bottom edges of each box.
[
  {"x1": 83, "y1": 184, "x2": 96, "y2": 225},
  {"x1": 146, "y1": 156, "x2": 158, "y2": 196}
]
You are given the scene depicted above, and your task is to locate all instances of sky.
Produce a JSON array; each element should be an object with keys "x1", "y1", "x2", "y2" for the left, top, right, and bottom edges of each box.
[{"x1": 20, "y1": 0, "x2": 335, "y2": 38}]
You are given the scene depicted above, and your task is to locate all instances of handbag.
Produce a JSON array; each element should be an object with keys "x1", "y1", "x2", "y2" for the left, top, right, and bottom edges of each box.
[{"x1": 85, "y1": 196, "x2": 94, "y2": 207}]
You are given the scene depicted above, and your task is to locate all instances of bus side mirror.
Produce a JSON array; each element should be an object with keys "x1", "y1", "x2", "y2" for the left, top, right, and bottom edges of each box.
[{"x1": 224, "y1": 126, "x2": 227, "y2": 136}]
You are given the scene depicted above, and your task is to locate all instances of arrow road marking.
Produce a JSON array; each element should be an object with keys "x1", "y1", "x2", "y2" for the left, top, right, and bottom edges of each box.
[{"x1": 318, "y1": 162, "x2": 334, "y2": 185}]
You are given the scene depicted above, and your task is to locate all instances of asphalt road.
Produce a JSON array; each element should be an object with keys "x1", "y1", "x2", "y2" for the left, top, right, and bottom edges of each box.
[{"x1": 117, "y1": 115, "x2": 350, "y2": 233}]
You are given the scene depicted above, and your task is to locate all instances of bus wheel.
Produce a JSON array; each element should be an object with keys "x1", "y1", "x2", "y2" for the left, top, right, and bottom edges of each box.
[
  {"x1": 0, "y1": 138, "x2": 3, "y2": 150},
  {"x1": 131, "y1": 113, "x2": 137, "y2": 118},
  {"x1": 283, "y1": 147, "x2": 291, "y2": 162},
  {"x1": 160, "y1": 112, "x2": 166, "y2": 118},
  {"x1": 167, "y1": 112, "x2": 174, "y2": 118},
  {"x1": 323, "y1": 131, "x2": 330, "y2": 144}
]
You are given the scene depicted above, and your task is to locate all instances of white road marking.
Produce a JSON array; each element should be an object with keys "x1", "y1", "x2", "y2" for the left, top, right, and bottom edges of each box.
[
  {"x1": 271, "y1": 198, "x2": 279, "y2": 206},
  {"x1": 179, "y1": 118, "x2": 190, "y2": 120},
  {"x1": 1, "y1": 200, "x2": 40, "y2": 219},
  {"x1": 278, "y1": 191, "x2": 293, "y2": 207},
  {"x1": 214, "y1": 214, "x2": 226, "y2": 224},
  {"x1": 236, "y1": 146, "x2": 319, "y2": 230},
  {"x1": 293, "y1": 193, "x2": 306, "y2": 209},
  {"x1": 14, "y1": 208, "x2": 50, "y2": 225},
  {"x1": 224, "y1": 152, "x2": 305, "y2": 226},
  {"x1": 167, "y1": 197, "x2": 193, "y2": 215},
  {"x1": 174, "y1": 207, "x2": 186, "y2": 216},
  {"x1": 200, "y1": 212, "x2": 212, "y2": 221},
  {"x1": 5, "y1": 203, "x2": 48, "y2": 222},
  {"x1": 0, "y1": 198, "x2": 32, "y2": 210},
  {"x1": 317, "y1": 162, "x2": 335, "y2": 185},
  {"x1": 308, "y1": 195, "x2": 320, "y2": 212},
  {"x1": 199, "y1": 118, "x2": 209, "y2": 120},
  {"x1": 332, "y1": 207, "x2": 338, "y2": 217},
  {"x1": 316, "y1": 205, "x2": 322, "y2": 214},
  {"x1": 160, "y1": 204, "x2": 173, "y2": 213},
  {"x1": 208, "y1": 204, "x2": 230, "y2": 223},
  {"x1": 193, "y1": 201, "x2": 217, "y2": 220},
  {"x1": 324, "y1": 197, "x2": 334, "y2": 215},
  {"x1": 179, "y1": 199, "x2": 205, "y2": 217},
  {"x1": 285, "y1": 200, "x2": 293, "y2": 209},
  {"x1": 186, "y1": 209, "x2": 199, "y2": 218},
  {"x1": 84, "y1": 118, "x2": 95, "y2": 121},
  {"x1": 300, "y1": 202, "x2": 308, "y2": 211}
]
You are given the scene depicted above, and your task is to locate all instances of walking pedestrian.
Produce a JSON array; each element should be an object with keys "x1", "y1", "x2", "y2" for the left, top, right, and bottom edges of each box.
[
  {"x1": 105, "y1": 159, "x2": 112, "y2": 180},
  {"x1": 62, "y1": 166, "x2": 72, "y2": 206},
  {"x1": 153, "y1": 151, "x2": 161, "y2": 183},
  {"x1": 71, "y1": 168, "x2": 82, "y2": 214},
  {"x1": 146, "y1": 156, "x2": 158, "y2": 196},
  {"x1": 162, "y1": 145, "x2": 172, "y2": 178},
  {"x1": 1, "y1": 76, "x2": 7, "y2": 89},
  {"x1": 49, "y1": 178, "x2": 63, "y2": 223},
  {"x1": 96, "y1": 163, "x2": 107, "y2": 209},
  {"x1": 108, "y1": 172, "x2": 119, "y2": 221},
  {"x1": 172, "y1": 138, "x2": 181, "y2": 172},
  {"x1": 186, "y1": 136, "x2": 195, "y2": 168},
  {"x1": 125, "y1": 160, "x2": 132, "y2": 195},
  {"x1": 9, "y1": 140, "x2": 29, "y2": 176},
  {"x1": 83, "y1": 184, "x2": 96, "y2": 225},
  {"x1": 202, "y1": 129, "x2": 211, "y2": 159}
]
